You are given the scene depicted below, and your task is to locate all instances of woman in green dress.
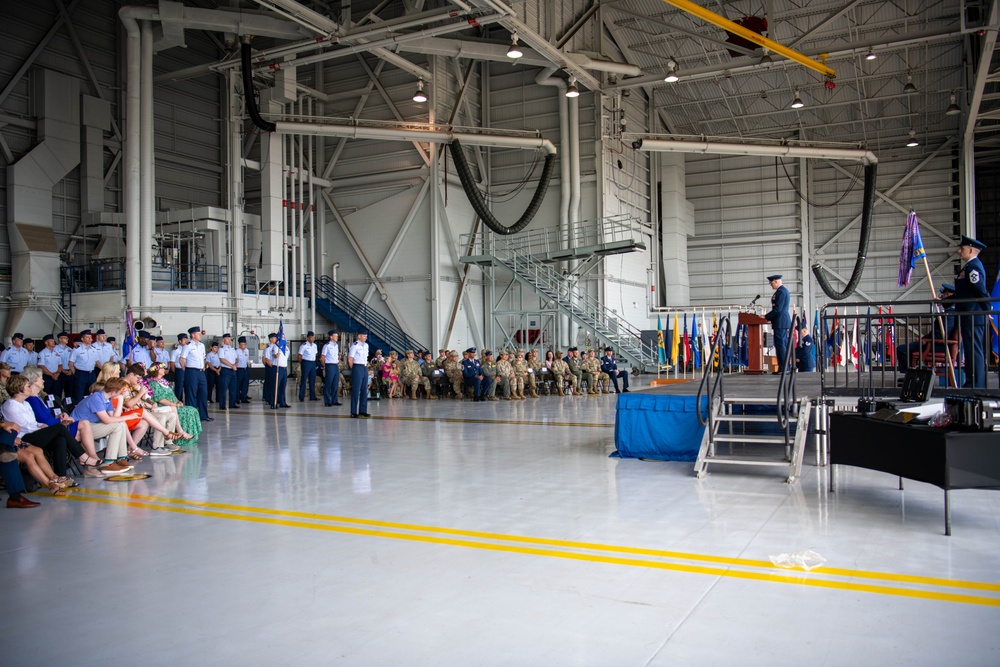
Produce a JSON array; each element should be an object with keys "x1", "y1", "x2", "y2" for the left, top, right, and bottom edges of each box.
[{"x1": 142, "y1": 362, "x2": 202, "y2": 445}]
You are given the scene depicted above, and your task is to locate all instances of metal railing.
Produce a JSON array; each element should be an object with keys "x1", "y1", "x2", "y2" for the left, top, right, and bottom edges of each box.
[
  {"x1": 462, "y1": 213, "x2": 646, "y2": 258},
  {"x1": 62, "y1": 262, "x2": 228, "y2": 294},
  {"x1": 313, "y1": 275, "x2": 427, "y2": 354},
  {"x1": 777, "y1": 314, "x2": 801, "y2": 433},
  {"x1": 818, "y1": 297, "x2": 999, "y2": 395},
  {"x1": 696, "y1": 314, "x2": 732, "y2": 426},
  {"x1": 479, "y1": 230, "x2": 658, "y2": 371}
]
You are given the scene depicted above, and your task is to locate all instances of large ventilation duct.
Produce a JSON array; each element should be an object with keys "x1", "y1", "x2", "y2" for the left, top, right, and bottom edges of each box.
[
  {"x1": 6, "y1": 69, "x2": 80, "y2": 337},
  {"x1": 632, "y1": 137, "x2": 878, "y2": 165}
]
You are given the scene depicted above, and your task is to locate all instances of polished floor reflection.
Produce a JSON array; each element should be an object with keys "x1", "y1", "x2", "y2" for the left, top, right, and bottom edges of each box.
[{"x1": 2, "y1": 390, "x2": 999, "y2": 666}]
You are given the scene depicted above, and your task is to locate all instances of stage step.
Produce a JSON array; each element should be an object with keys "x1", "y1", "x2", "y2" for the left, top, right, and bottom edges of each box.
[
  {"x1": 715, "y1": 415, "x2": 797, "y2": 423},
  {"x1": 700, "y1": 456, "x2": 791, "y2": 466},
  {"x1": 712, "y1": 434, "x2": 787, "y2": 444}
]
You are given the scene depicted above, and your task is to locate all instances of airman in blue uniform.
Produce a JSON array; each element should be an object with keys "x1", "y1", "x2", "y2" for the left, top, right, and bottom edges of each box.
[
  {"x1": 951, "y1": 236, "x2": 991, "y2": 388},
  {"x1": 795, "y1": 325, "x2": 816, "y2": 372},
  {"x1": 764, "y1": 274, "x2": 792, "y2": 373},
  {"x1": 461, "y1": 348, "x2": 491, "y2": 401}
]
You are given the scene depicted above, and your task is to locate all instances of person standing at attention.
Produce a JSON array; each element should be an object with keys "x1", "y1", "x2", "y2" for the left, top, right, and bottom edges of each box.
[
  {"x1": 321, "y1": 331, "x2": 341, "y2": 406},
  {"x1": 950, "y1": 236, "x2": 991, "y2": 388},
  {"x1": 764, "y1": 274, "x2": 792, "y2": 374},
  {"x1": 348, "y1": 330, "x2": 370, "y2": 418},
  {"x1": 298, "y1": 331, "x2": 318, "y2": 402}
]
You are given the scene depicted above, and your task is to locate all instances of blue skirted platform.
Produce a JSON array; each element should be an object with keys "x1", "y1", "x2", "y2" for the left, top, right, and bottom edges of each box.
[{"x1": 612, "y1": 393, "x2": 708, "y2": 462}]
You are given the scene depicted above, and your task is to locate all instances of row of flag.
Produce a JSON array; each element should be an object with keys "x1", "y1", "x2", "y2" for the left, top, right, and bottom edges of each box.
[{"x1": 656, "y1": 312, "x2": 718, "y2": 370}]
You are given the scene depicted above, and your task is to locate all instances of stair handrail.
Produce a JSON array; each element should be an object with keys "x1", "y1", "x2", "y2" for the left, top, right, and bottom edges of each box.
[
  {"x1": 776, "y1": 314, "x2": 801, "y2": 432},
  {"x1": 313, "y1": 276, "x2": 427, "y2": 353},
  {"x1": 696, "y1": 315, "x2": 731, "y2": 426},
  {"x1": 493, "y1": 236, "x2": 657, "y2": 366}
]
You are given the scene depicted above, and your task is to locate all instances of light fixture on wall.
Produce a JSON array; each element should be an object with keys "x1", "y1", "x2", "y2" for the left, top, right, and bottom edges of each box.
[
  {"x1": 790, "y1": 89, "x2": 804, "y2": 109},
  {"x1": 664, "y1": 59, "x2": 679, "y2": 82},
  {"x1": 506, "y1": 33, "x2": 523, "y2": 59},
  {"x1": 945, "y1": 93, "x2": 961, "y2": 116},
  {"x1": 865, "y1": 49, "x2": 877, "y2": 61},
  {"x1": 565, "y1": 76, "x2": 580, "y2": 98},
  {"x1": 903, "y1": 74, "x2": 917, "y2": 94},
  {"x1": 412, "y1": 79, "x2": 427, "y2": 103},
  {"x1": 906, "y1": 129, "x2": 919, "y2": 147}
]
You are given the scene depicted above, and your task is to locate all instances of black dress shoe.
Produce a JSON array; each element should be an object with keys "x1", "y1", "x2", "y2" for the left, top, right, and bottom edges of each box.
[
  {"x1": 350, "y1": 413, "x2": 359, "y2": 418},
  {"x1": 202, "y1": 417, "x2": 214, "y2": 422},
  {"x1": 280, "y1": 405, "x2": 291, "y2": 408},
  {"x1": 359, "y1": 413, "x2": 371, "y2": 418},
  {"x1": 229, "y1": 405, "x2": 239, "y2": 409},
  {"x1": 333, "y1": 402, "x2": 342, "y2": 406}
]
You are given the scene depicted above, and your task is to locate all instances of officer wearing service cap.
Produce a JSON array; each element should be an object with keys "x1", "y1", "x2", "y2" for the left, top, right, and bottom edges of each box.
[
  {"x1": 171, "y1": 332, "x2": 189, "y2": 402},
  {"x1": 298, "y1": 331, "x2": 318, "y2": 402},
  {"x1": 55, "y1": 332, "x2": 73, "y2": 398},
  {"x1": 764, "y1": 274, "x2": 792, "y2": 373},
  {"x1": 348, "y1": 329, "x2": 370, "y2": 417},
  {"x1": 217, "y1": 333, "x2": 239, "y2": 409},
  {"x1": 321, "y1": 330, "x2": 341, "y2": 406},
  {"x1": 461, "y1": 347, "x2": 491, "y2": 401},
  {"x1": 951, "y1": 235, "x2": 991, "y2": 387},
  {"x1": 180, "y1": 326, "x2": 211, "y2": 420},
  {"x1": 38, "y1": 334, "x2": 63, "y2": 397},
  {"x1": 236, "y1": 336, "x2": 251, "y2": 403},
  {"x1": 69, "y1": 329, "x2": 97, "y2": 403},
  {"x1": 0, "y1": 333, "x2": 30, "y2": 373}
]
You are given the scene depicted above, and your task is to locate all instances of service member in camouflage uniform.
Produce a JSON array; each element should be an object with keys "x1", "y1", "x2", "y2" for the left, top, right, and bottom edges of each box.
[
  {"x1": 511, "y1": 350, "x2": 531, "y2": 399},
  {"x1": 481, "y1": 350, "x2": 501, "y2": 401},
  {"x1": 584, "y1": 349, "x2": 609, "y2": 393},
  {"x1": 496, "y1": 351, "x2": 517, "y2": 400},
  {"x1": 526, "y1": 349, "x2": 543, "y2": 398},
  {"x1": 421, "y1": 351, "x2": 442, "y2": 397},
  {"x1": 551, "y1": 350, "x2": 574, "y2": 395},
  {"x1": 401, "y1": 350, "x2": 435, "y2": 399},
  {"x1": 444, "y1": 351, "x2": 464, "y2": 398},
  {"x1": 580, "y1": 349, "x2": 598, "y2": 394},
  {"x1": 565, "y1": 347, "x2": 584, "y2": 395}
]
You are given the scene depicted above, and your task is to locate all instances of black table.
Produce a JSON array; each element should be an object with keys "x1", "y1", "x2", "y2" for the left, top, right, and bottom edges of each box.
[{"x1": 829, "y1": 413, "x2": 1000, "y2": 535}]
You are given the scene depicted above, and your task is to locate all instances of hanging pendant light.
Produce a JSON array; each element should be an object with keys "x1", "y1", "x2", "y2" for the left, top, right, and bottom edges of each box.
[
  {"x1": 790, "y1": 89, "x2": 804, "y2": 109},
  {"x1": 565, "y1": 76, "x2": 580, "y2": 98},
  {"x1": 903, "y1": 75, "x2": 917, "y2": 94},
  {"x1": 664, "y1": 59, "x2": 679, "y2": 83},
  {"x1": 412, "y1": 79, "x2": 427, "y2": 103},
  {"x1": 906, "y1": 129, "x2": 919, "y2": 147},
  {"x1": 945, "y1": 93, "x2": 961, "y2": 116},
  {"x1": 506, "y1": 33, "x2": 523, "y2": 59}
]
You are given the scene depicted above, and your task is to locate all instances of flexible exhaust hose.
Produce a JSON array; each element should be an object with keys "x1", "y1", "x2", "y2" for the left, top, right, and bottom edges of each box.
[
  {"x1": 812, "y1": 163, "x2": 878, "y2": 299},
  {"x1": 448, "y1": 140, "x2": 556, "y2": 235},
  {"x1": 241, "y1": 40, "x2": 276, "y2": 133}
]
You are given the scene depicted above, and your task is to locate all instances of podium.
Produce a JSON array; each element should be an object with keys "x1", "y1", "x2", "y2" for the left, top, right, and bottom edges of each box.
[{"x1": 738, "y1": 312, "x2": 769, "y2": 375}]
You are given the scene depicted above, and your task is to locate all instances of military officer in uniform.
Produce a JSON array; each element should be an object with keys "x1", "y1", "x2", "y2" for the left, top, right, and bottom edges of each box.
[
  {"x1": 764, "y1": 274, "x2": 792, "y2": 373},
  {"x1": 55, "y1": 332, "x2": 73, "y2": 399},
  {"x1": 170, "y1": 333, "x2": 189, "y2": 403},
  {"x1": 321, "y1": 330, "x2": 342, "y2": 406},
  {"x1": 495, "y1": 351, "x2": 515, "y2": 399},
  {"x1": 550, "y1": 350, "x2": 570, "y2": 396},
  {"x1": 93, "y1": 329, "x2": 118, "y2": 367},
  {"x1": 481, "y1": 350, "x2": 501, "y2": 401},
  {"x1": 566, "y1": 348, "x2": 584, "y2": 396},
  {"x1": 601, "y1": 347, "x2": 630, "y2": 393},
  {"x1": 1, "y1": 333, "x2": 31, "y2": 373},
  {"x1": 348, "y1": 330, "x2": 371, "y2": 417},
  {"x1": 461, "y1": 348, "x2": 491, "y2": 401},
  {"x1": 401, "y1": 349, "x2": 434, "y2": 400},
  {"x1": 38, "y1": 334, "x2": 63, "y2": 398},
  {"x1": 217, "y1": 333, "x2": 239, "y2": 409},
  {"x1": 795, "y1": 325, "x2": 816, "y2": 372},
  {"x1": 512, "y1": 349, "x2": 533, "y2": 399},
  {"x1": 951, "y1": 236, "x2": 991, "y2": 388},
  {"x1": 154, "y1": 336, "x2": 171, "y2": 364},
  {"x1": 444, "y1": 351, "x2": 464, "y2": 398},
  {"x1": 298, "y1": 331, "x2": 319, "y2": 402},
  {"x1": 236, "y1": 336, "x2": 251, "y2": 403},
  {"x1": 69, "y1": 329, "x2": 98, "y2": 403},
  {"x1": 180, "y1": 326, "x2": 211, "y2": 420},
  {"x1": 421, "y1": 351, "x2": 442, "y2": 397},
  {"x1": 263, "y1": 332, "x2": 290, "y2": 408}
]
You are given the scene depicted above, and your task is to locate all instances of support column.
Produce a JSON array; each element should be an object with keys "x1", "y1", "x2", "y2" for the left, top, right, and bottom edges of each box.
[
  {"x1": 659, "y1": 152, "x2": 693, "y2": 306},
  {"x1": 228, "y1": 70, "x2": 244, "y2": 314},
  {"x1": 139, "y1": 20, "x2": 154, "y2": 311}
]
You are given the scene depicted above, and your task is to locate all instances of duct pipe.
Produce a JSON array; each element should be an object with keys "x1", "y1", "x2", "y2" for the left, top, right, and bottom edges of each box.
[
  {"x1": 140, "y1": 20, "x2": 154, "y2": 312},
  {"x1": 308, "y1": 96, "x2": 316, "y2": 334},
  {"x1": 565, "y1": 53, "x2": 642, "y2": 77},
  {"x1": 228, "y1": 69, "x2": 244, "y2": 313},
  {"x1": 283, "y1": 125, "x2": 291, "y2": 310},
  {"x1": 331, "y1": 262, "x2": 339, "y2": 285},
  {"x1": 567, "y1": 95, "x2": 581, "y2": 349},
  {"x1": 535, "y1": 68, "x2": 572, "y2": 348},
  {"x1": 298, "y1": 100, "x2": 306, "y2": 328},
  {"x1": 119, "y1": 7, "x2": 151, "y2": 310},
  {"x1": 633, "y1": 138, "x2": 878, "y2": 165},
  {"x1": 273, "y1": 121, "x2": 557, "y2": 155}
]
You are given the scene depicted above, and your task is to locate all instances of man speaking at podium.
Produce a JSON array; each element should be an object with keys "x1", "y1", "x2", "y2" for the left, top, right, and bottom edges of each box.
[{"x1": 764, "y1": 274, "x2": 791, "y2": 374}]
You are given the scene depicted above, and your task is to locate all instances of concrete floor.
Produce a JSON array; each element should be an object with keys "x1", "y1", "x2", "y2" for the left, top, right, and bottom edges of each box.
[{"x1": 2, "y1": 384, "x2": 999, "y2": 666}]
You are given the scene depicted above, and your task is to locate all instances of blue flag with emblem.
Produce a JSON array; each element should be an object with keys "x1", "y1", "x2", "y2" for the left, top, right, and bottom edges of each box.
[
  {"x1": 691, "y1": 312, "x2": 701, "y2": 369},
  {"x1": 277, "y1": 318, "x2": 287, "y2": 355},
  {"x1": 122, "y1": 309, "x2": 136, "y2": 362},
  {"x1": 897, "y1": 210, "x2": 925, "y2": 287}
]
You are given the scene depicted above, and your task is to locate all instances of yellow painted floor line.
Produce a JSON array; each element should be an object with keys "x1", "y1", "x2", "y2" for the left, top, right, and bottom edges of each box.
[
  {"x1": 65, "y1": 489, "x2": 1000, "y2": 606},
  {"x1": 211, "y1": 409, "x2": 613, "y2": 428}
]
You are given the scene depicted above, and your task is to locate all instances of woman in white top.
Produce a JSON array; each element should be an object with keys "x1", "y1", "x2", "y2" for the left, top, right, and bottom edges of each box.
[{"x1": 2, "y1": 375, "x2": 85, "y2": 488}]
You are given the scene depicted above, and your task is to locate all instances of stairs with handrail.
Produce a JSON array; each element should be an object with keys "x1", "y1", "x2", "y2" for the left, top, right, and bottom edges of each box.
[{"x1": 313, "y1": 275, "x2": 428, "y2": 354}]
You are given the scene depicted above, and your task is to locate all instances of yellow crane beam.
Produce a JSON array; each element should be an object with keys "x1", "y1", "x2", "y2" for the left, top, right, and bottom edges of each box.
[{"x1": 659, "y1": 0, "x2": 836, "y2": 78}]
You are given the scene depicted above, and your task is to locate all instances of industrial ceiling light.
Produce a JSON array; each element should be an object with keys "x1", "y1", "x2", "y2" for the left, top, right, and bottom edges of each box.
[
  {"x1": 903, "y1": 75, "x2": 917, "y2": 94},
  {"x1": 412, "y1": 79, "x2": 427, "y2": 103},
  {"x1": 664, "y1": 59, "x2": 679, "y2": 82},
  {"x1": 906, "y1": 129, "x2": 919, "y2": 147},
  {"x1": 506, "y1": 33, "x2": 523, "y2": 59},
  {"x1": 865, "y1": 49, "x2": 877, "y2": 61},
  {"x1": 790, "y1": 89, "x2": 804, "y2": 109},
  {"x1": 759, "y1": 49, "x2": 773, "y2": 64},
  {"x1": 945, "y1": 93, "x2": 961, "y2": 116},
  {"x1": 565, "y1": 76, "x2": 580, "y2": 98}
]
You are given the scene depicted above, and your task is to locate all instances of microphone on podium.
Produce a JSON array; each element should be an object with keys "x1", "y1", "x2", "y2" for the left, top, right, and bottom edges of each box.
[{"x1": 750, "y1": 294, "x2": 761, "y2": 307}]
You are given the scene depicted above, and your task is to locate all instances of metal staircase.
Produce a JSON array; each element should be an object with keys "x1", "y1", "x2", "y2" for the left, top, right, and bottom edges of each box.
[
  {"x1": 313, "y1": 275, "x2": 428, "y2": 354},
  {"x1": 461, "y1": 216, "x2": 658, "y2": 372},
  {"x1": 695, "y1": 316, "x2": 812, "y2": 483}
]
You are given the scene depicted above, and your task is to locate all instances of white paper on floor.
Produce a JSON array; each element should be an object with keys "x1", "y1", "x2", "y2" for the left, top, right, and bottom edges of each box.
[{"x1": 769, "y1": 549, "x2": 827, "y2": 571}]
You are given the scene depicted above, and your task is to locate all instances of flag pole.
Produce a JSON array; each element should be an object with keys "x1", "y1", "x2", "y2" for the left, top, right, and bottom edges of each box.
[{"x1": 920, "y1": 257, "x2": 957, "y2": 387}]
